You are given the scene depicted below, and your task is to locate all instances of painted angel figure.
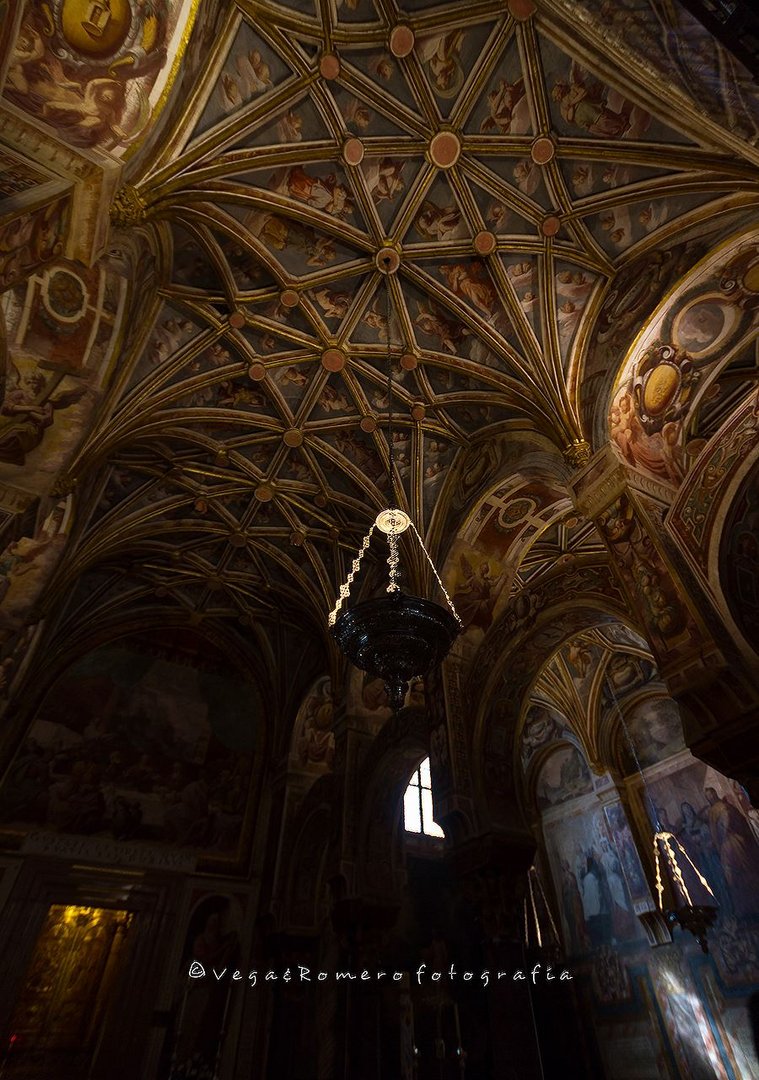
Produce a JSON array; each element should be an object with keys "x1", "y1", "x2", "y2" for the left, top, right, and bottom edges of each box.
[
  {"x1": 0, "y1": 365, "x2": 90, "y2": 466},
  {"x1": 414, "y1": 301, "x2": 463, "y2": 354},
  {"x1": 451, "y1": 554, "x2": 505, "y2": 632},
  {"x1": 481, "y1": 76, "x2": 529, "y2": 134},
  {"x1": 235, "y1": 50, "x2": 272, "y2": 98},
  {"x1": 440, "y1": 262, "x2": 500, "y2": 322},
  {"x1": 415, "y1": 201, "x2": 466, "y2": 242},
  {"x1": 556, "y1": 270, "x2": 593, "y2": 302},
  {"x1": 364, "y1": 159, "x2": 405, "y2": 204},
  {"x1": 281, "y1": 166, "x2": 353, "y2": 219},
  {"x1": 417, "y1": 31, "x2": 465, "y2": 97},
  {"x1": 551, "y1": 63, "x2": 650, "y2": 140},
  {"x1": 313, "y1": 287, "x2": 351, "y2": 320}
]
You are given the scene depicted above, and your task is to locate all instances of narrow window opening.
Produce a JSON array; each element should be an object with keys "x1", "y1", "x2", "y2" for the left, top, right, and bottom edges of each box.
[{"x1": 403, "y1": 757, "x2": 444, "y2": 838}]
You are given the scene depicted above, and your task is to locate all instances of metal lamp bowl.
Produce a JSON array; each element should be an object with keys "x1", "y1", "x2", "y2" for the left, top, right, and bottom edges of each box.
[{"x1": 330, "y1": 592, "x2": 460, "y2": 711}]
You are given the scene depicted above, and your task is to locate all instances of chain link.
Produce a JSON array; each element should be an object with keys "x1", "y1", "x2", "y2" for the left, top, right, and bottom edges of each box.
[
  {"x1": 328, "y1": 525, "x2": 375, "y2": 626},
  {"x1": 653, "y1": 831, "x2": 714, "y2": 910},
  {"x1": 408, "y1": 522, "x2": 462, "y2": 627}
]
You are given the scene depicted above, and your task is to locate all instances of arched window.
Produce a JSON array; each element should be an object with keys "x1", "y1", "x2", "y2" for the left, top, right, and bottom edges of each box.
[{"x1": 403, "y1": 757, "x2": 444, "y2": 838}]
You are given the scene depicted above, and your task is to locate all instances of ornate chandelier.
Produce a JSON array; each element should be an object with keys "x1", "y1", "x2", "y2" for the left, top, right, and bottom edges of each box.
[
  {"x1": 610, "y1": 680, "x2": 717, "y2": 952},
  {"x1": 328, "y1": 262, "x2": 461, "y2": 711},
  {"x1": 653, "y1": 830, "x2": 716, "y2": 954}
]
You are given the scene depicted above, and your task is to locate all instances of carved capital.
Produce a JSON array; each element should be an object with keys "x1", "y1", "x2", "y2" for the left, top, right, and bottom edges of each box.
[
  {"x1": 563, "y1": 438, "x2": 591, "y2": 469},
  {"x1": 569, "y1": 445, "x2": 627, "y2": 518},
  {"x1": 50, "y1": 475, "x2": 78, "y2": 498},
  {"x1": 110, "y1": 185, "x2": 149, "y2": 228}
]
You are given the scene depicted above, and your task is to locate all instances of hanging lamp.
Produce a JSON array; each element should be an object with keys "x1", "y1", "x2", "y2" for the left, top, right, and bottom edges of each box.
[
  {"x1": 328, "y1": 256, "x2": 461, "y2": 711},
  {"x1": 609, "y1": 678, "x2": 717, "y2": 953}
]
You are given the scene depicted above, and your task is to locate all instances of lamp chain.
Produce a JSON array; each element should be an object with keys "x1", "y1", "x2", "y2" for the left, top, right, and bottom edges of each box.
[
  {"x1": 385, "y1": 270, "x2": 397, "y2": 509},
  {"x1": 606, "y1": 675, "x2": 663, "y2": 832},
  {"x1": 409, "y1": 522, "x2": 463, "y2": 627},
  {"x1": 328, "y1": 524, "x2": 375, "y2": 626}
]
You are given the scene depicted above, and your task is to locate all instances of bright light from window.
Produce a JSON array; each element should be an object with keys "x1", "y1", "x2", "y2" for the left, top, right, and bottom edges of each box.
[{"x1": 404, "y1": 757, "x2": 444, "y2": 838}]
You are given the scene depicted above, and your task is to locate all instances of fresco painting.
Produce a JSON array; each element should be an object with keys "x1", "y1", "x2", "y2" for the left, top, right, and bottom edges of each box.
[
  {"x1": 608, "y1": 235, "x2": 759, "y2": 487},
  {"x1": 3, "y1": 0, "x2": 194, "y2": 154},
  {"x1": 291, "y1": 675, "x2": 335, "y2": 772},
  {"x1": 0, "y1": 259, "x2": 129, "y2": 490},
  {"x1": 0, "y1": 198, "x2": 70, "y2": 289},
  {"x1": 536, "y1": 745, "x2": 593, "y2": 809},
  {"x1": 543, "y1": 794, "x2": 644, "y2": 955},
  {"x1": 622, "y1": 696, "x2": 685, "y2": 769},
  {"x1": 0, "y1": 636, "x2": 261, "y2": 860},
  {"x1": 646, "y1": 758, "x2": 759, "y2": 921}
]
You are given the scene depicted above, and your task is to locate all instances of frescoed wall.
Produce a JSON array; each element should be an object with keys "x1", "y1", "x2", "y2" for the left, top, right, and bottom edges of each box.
[
  {"x1": 290, "y1": 675, "x2": 335, "y2": 773},
  {"x1": 607, "y1": 233, "x2": 759, "y2": 487},
  {"x1": 0, "y1": 631, "x2": 263, "y2": 865},
  {"x1": 523, "y1": 664, "x2": 759, "y2": 1079}
]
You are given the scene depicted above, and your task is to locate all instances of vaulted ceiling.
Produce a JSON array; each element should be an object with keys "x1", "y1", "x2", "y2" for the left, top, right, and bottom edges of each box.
[{"x1": 36, "y1": 0, "x2": 759, "y2": 671}]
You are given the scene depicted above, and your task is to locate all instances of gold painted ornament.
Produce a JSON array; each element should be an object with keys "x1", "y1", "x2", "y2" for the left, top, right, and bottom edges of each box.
[{"x1": 61, "y1": 0, "x2": 133, "y2": 57}]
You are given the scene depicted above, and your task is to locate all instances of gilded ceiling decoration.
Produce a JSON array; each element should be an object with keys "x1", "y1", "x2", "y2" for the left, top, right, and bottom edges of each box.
[{"x1": 2, "y1": 0, "x2": 759, "y2": 672}]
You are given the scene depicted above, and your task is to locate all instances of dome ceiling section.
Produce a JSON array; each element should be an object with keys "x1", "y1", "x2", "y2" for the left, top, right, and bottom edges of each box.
[{"x1": 69, "y1": 0, "x2": 759, "y2": 633}]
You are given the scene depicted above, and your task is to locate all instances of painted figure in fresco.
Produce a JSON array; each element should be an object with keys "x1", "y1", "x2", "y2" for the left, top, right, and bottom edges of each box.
[
  {"x1": 565, "y1": 639, "x2": 594, "y2": 680},
  {"x1": 343, "y1": 98, "x2": 372, "y2": 130},
  {"x1": 19, "y1": 52, "x2": 128, "y2": 147},
  {"x1": 297, "y1": 682, "x2": 335, "y2": 768},
  {"x1": 362, "y1": 298, "x2": 390, "y2": 341},
  {"x1": 414, "y1": 300, "x2": 465, "y2": 354},
  {"x1": 521, "y1": 707, "x2": 561, "y2": 761},
  {"x1": 598, "y1": 837, "x2": 637, "y2": 942},
  {"x1": 235, "y1": 49, "x2": 272, "y2": 98},
  {"x1": 560, "y1": 858, "x2": 590, "y2": 954},
  {"x1": 149, "y1": 316, "x2": 196, "y2": 365},
  {"x1": 481, "y1": 77, "x2": 529, "y2": 135},
  {"x1": 277, "y1": 109, "x2": 303, "y2": 143},
  {"x1": 364, "y1": 158, "x2": 405, "y2": 205},
  {"x1": 610, "y1": 388, "x2": 685, "y2": 483},
  {"x1": 451, "y1": 554, "x2": 505, "y2": 632},
  {"x1": 313, "y1": 287, "x2": 351, "y2": 320},
  {"x1": 252, "y1": 213, "x2": 336, "y2": 266},
  {"x1": 551, "y1": 64, "x2": 650, "y2": 140},
  {"x1": 579, "y1": 847, "x2": 612, "y2": 948},
  {"x1": 513, "y1": 159, "x2": 540, "y2": 196},
  {"x1": 704, "y1": 787, "x2": 759, "y2": 918},
  {"x1": 439, "y1": 262, "x2": 501, "y2": 323},
  {"x1": 278, "y1": 166, "x2": 353, "y2": 219},
  {"x1": 677, "y1": 799, "x2": 732, "y2": 913},
  {"x1": 169, "y1": 899, "x2": 241, "y2": 1079},
  {"x1": 415, "y1": 201, "x2": 466, "y2": 243},
  {"x1": 417, "y1": 31, "x2": 465, "y2": 97}
]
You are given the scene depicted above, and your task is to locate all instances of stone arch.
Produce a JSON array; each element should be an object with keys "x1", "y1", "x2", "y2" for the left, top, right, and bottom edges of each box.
[
  {"x1": 603, "y1": 225, "x2": 759, "y2": 488},
  {"x1": 470, "y1": 579, "x2": 642, "y2": 831}
]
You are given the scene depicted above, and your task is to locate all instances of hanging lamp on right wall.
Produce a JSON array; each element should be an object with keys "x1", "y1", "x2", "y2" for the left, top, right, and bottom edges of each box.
[{"x1": 608, "y1": 678, "x2": 717, "y2": 953}]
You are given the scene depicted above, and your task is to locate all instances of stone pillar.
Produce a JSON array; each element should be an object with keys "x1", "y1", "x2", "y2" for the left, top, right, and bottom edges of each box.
[
  {"x1": 447, "y1": 833, "x2": 542, "y2": 1078},
  {"x1": 570, "y1": 447, "x2": 759, "y2": 798},
  {"x1": 427, "y1": 659, "x2": 480, "y2": 840}
]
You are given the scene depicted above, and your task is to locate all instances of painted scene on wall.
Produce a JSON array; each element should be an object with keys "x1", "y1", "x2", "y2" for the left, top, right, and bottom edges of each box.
[{"x1": 0, "y1": 632, "x2": 262, "y2": 859}]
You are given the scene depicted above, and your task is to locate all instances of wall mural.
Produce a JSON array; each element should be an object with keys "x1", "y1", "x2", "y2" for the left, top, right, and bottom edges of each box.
[
  {"x1": 0, "y1": 258, "x2": 128, "y2": 489},
  {"x1": 719, "y1": 458, "x2": 759, "y2": 652},
  {"x1": 530, "y1": 693, "x2": 759, "y2": 1078},
  {"x1": 290, "y1": 675, "x2": 335, "y2": 772},
  {"x1": 608, "y1": 232, "x2": 759, "y2": 487},
  {"x1": 0, "y1": 632, "x2": 262, "y2": 864},
  {"x1": 542, "y1": 783, "x2": 646, "y2": 954},
  {"x1": 0, "y1": 197, "x2": 70, "y2": 289}
]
